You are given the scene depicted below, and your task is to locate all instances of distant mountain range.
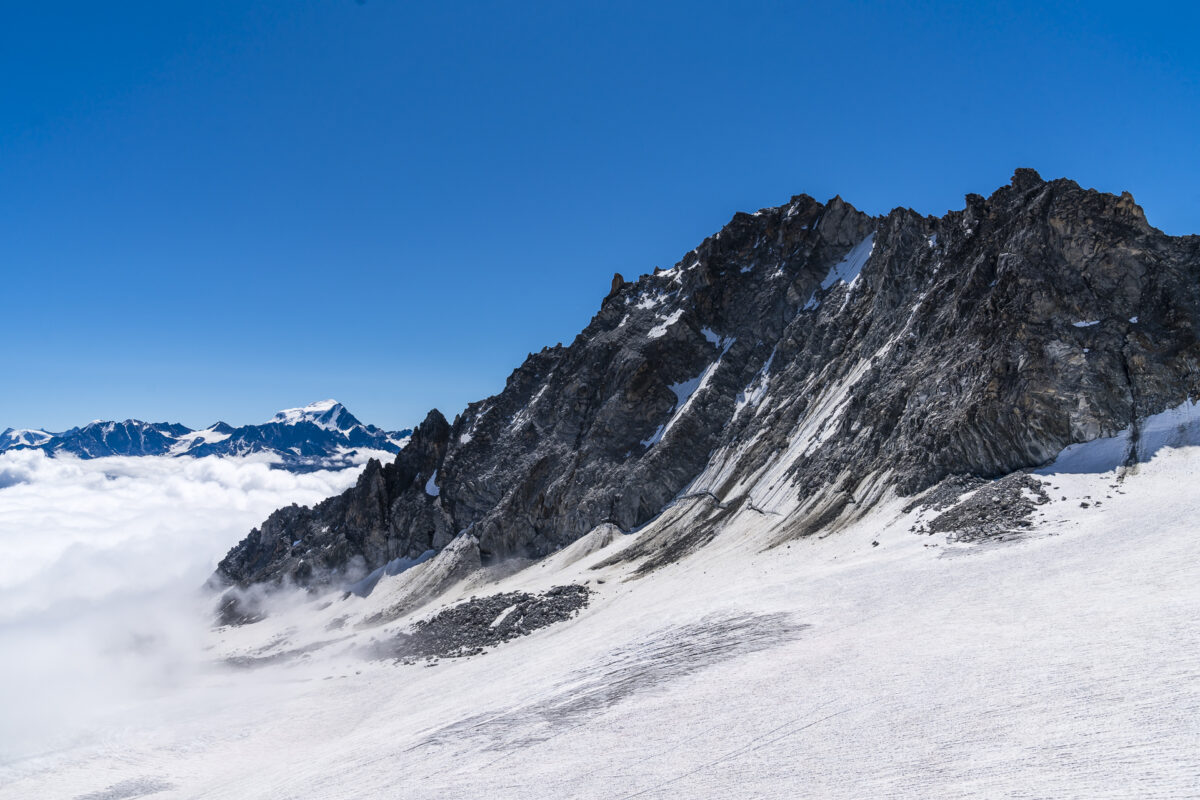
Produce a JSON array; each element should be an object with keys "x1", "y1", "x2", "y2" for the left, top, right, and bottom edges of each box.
[{"x1": 0, "y1": 400, "x2": 411, "y2": 471}]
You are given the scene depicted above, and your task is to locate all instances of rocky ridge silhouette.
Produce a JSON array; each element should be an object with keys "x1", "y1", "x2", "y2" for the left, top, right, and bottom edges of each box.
[{"x1": 216, "y1": 170, "x2": 1200, "y2": 587}]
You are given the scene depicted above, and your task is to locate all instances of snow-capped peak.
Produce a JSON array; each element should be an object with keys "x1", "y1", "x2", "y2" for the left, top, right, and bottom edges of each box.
[
  {"x1": 0, "y1": 428, "x2": 53, "y2": 447},
  {"x1": 270, "y1": 400, "x2": 356, "y2": 431}
]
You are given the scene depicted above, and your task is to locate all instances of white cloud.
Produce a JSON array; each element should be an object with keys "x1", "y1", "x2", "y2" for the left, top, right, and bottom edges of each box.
[{"x1": 0, "y1": 450, "x2": 368, "y2": 762}]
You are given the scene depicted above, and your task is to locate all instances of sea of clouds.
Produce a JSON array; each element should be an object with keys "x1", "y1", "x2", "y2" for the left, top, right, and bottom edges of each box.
[{"x1": 0, "y1": 449, "x2": 369, "y2": 764}]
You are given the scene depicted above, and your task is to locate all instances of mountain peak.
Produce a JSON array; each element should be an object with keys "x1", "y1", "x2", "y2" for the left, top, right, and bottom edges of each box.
[
  {"x1": 0, "y1": 428, "x2": 52, "y2": 448},
  {"x1": 217, "y1": 170, "x2": 1200, "y2": 588},
  {"x1": 272, "y1": 399, "x2": 342, "y2": 417},
  {"x1": 1011, "y1": 166, "x2": 1044, "y2": 191},
  {"x1": 269, "y1": 400, "x2": 357, "y2": 431}
]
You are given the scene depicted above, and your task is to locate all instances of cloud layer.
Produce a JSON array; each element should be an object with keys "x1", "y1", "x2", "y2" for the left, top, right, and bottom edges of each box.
[{"x1": 0, "y1": 450, "x2": 367, "y2": 763}]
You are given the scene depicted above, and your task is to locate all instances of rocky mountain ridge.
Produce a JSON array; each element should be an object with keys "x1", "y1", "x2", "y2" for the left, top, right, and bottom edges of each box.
[
  {"x1": 216, "y1": 170, "x2": 1200, "y2": 587},
  {"x1": 1, "y1": 400, "x2": 412, "y2": 471}
]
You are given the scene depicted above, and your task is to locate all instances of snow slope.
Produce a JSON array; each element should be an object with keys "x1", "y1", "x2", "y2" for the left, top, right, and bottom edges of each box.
[{"x1": 2, "y1": 432, "x2": 1199, "y2": 798}]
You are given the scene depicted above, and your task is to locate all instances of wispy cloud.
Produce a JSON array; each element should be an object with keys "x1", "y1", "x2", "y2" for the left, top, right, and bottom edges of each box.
[{"x1": 0, "y1": 450, "x2": 365, "y2": 763}]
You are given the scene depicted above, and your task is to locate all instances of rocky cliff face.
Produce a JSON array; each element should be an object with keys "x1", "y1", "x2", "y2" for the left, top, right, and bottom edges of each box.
[{"x1": 216, "y1": 170, "x2": 1200, "y2": 587}]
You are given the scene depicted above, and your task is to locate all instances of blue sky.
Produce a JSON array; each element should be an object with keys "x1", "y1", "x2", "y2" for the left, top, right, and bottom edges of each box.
[{"x1": 3, "y1": 1, "x2": 1197, "y2": 431}]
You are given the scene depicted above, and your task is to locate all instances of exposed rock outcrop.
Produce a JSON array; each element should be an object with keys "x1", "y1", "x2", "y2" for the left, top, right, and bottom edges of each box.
[
  {"x1": 370, "y1": 584, "x2": 592, "y2": 662},
  {"x1": 216, "y1": 170, "x2": 1200, "y2": 587}
]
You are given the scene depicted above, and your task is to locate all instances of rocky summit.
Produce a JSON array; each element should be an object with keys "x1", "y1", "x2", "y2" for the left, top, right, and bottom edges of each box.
[{"x1": 216, "y1": 170, "x2": 1200, "y2": 588}]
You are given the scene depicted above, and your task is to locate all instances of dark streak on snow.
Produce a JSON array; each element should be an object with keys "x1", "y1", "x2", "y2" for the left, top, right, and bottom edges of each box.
[
  {"x1": 73, "y1": 777, "x2": 175, "y2": 800},
  {"x1": 409, "y1": 611, "x2": 810, "y2": 755}
]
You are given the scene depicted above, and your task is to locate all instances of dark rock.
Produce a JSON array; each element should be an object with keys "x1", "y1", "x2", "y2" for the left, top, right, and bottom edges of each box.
[
  {"x1": 371, "y1": 584, "x2": 592, "y2": 662},
  {"x1": 903, "y1": 474, "x2": 987, "y2": 514},
  {"x1": 918, "y1": 473, "x2": 1051, "y2": 542},
  {"x1": 217, "y1": 171, "x2": 1200, "y2": 587},
  {"x1": 214, "y1": 592, "x2": 266, "y2": 627}
]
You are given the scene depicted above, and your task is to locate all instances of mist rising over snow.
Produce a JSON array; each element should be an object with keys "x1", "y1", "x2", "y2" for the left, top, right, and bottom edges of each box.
[{"x1": 0, "y1": 450, "x2": 368, "y2": 763}]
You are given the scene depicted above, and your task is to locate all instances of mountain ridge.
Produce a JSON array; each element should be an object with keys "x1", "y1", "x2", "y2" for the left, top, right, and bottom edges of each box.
[
  {"x1": 216, "y1": 169, "x2": 1200, "y2": 587},
  {"x1": 0, "y1": 400, "x2": 412, "y2": 471}
]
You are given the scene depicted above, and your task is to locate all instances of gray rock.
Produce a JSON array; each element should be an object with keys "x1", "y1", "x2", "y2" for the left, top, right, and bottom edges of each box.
[
  {"x1": 917, "y1": 472, "x2": 1051, "y2": 542},
  {"x1": 216, "y1": 170, "x2": 1200, "y2": 587},
  {"x1": 371, "y1": 584, "x2": 592, "y2": 662}
]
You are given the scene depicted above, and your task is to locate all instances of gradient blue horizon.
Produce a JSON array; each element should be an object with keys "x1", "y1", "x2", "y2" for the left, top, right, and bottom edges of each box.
[{"x1": 3, "y1": 1, "x2": 1198, "y2": 431}]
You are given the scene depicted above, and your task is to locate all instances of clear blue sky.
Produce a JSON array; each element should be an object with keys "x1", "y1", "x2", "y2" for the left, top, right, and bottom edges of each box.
[{"x1": 3, "y1": 1, "x2": 1197, "y2": 431}]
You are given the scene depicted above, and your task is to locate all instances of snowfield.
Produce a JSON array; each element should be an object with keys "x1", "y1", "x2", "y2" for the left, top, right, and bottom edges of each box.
[{"x1": 2, "y1": 434, "x2": 1199, "y2": 798}]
